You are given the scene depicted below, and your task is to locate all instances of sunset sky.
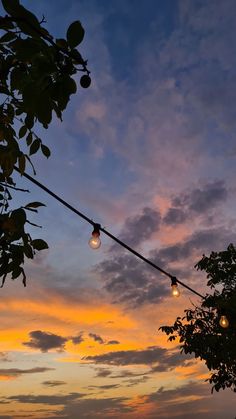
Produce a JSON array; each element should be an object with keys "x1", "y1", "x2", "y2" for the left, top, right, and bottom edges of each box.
[{"x1": 1, "y1": 0, "x2": 236, "y2": 418}]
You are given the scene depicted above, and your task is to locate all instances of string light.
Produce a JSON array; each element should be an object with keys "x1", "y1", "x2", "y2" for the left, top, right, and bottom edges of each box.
[
  {"x1": 15, "y1": 166, "x2": 226, "y2": 319},
  {"x1": 88, "y1": 224, "x2": 101, "y2": 249},
  {"x1": 219, "y1": 309, "x2": 229, "y2": 328},
  {"x1": 171, "y1": 277, "x2": 180, "y2": 297}
]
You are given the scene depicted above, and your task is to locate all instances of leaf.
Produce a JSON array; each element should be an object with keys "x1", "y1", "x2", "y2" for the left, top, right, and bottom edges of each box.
[
  {"x1": 29, "y1": 138, "x2": 41, "y2": 155},
  {"x1": 25, "y1": 202, "x2": 46, "y2": 209},
  {"x1": 19, "y1": 125, "x2": 27, "y2": 138},
  {"x1": 66, "y1": 21, "x2": 84, "y2": 48},
  {"x1": 11, "y1": 266, "x2": 22, "y2": 279},
  {"x1": 26, "y1": 132, "x2": 33, "y2": 146},
  {"x1": 11, "y1": 208, "x2": 26, "y2": 228},
  {"x1": 31, "y1": 239, "x2": 48, "y2": 251},
  {"x1": 18, "y1": 153, "x2": 26, "y2": 175},
  {"x1": 35, "y1": 93, "x2": 52, "y2": 126},
  {"x1": 25, "y1": 114, "x2": 34, "y2": 129},
  {"x1": 41, "y1": 144, "x2": 51, "y2": 158},
  {"x1": 23, "y1": 243, "x2": 33, "y2": 259}
]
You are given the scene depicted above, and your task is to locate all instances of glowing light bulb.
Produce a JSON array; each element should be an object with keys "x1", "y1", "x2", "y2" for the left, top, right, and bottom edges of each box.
[
  {"x1": 89, "y1": 234, "x2": 101, "y2": 249},
  {"x1": 171, "y1": 284, "x2": 180, "y2": 297},
  {"x1": 89, "y1": 224, "x2": 101, "y2": 249},
  {"x1": 219, "y1": 315, "x2": 229, "y2": 328},
  {"x1": 171, "y1": 277, "x2": 180, "y2": 297}
]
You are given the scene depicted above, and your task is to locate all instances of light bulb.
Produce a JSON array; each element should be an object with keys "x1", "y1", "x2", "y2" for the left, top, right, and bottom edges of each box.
[
  {"x1": 219, "y1": 315, "x2": 229, "y2": 328},
  {"x1": 89, "y1": 234, "x2": 101, "y2": 249},
  {"x1": 171, "y1": 284, "x2": 180, "y2": 297},
  {"x1": 89, "y1": 224, "x2": 101, "y2": 249},
  {"x1": 171, "y1": 277, "x2": 180, "y2": 297}
]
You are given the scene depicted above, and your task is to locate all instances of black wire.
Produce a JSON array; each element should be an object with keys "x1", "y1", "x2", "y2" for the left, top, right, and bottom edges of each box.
[{"x1": 14, "y1": 166, "x2": 205, "y2": 300}]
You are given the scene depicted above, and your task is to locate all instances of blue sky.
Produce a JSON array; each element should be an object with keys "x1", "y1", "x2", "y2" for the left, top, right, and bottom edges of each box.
[{"x1": 0, "y1": 0, "x2": 236, "y2": 418}]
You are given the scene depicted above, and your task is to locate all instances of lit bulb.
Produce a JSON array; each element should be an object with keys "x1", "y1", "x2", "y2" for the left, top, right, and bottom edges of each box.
[
  {"x1": 171, "y1": 284, "x2": 180, "y2": 297},
  {"x1": 171, "y1": 277, "x2": 180, "y2": 297},
  {"x1": 89, "y1": 234, "x2": 101, "y2": 249},
  {"x1": 89, "y1": 224, "x2": 101, "y2": 249},
  {"x1": 219, "y1": 315, "x2": 229, "y2": 328}
]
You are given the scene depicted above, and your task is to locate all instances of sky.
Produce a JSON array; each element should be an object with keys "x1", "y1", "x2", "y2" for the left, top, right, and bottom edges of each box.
[{"x1": 0, "y1": 0, "x2": 236, "y2": 418}]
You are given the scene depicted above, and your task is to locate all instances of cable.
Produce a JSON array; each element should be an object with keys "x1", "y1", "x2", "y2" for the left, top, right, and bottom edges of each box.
[{"x1": 14, "y1": 166, "x2": 205, "y2": 300}]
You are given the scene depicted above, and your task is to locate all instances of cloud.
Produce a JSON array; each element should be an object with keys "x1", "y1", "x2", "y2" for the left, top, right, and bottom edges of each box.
[
  {"x1": 110, "y1": 370, "x2": 147, "y2": 379},
  {"x1": 0, "y1": 367, "x2": 54, "y2": 379},
  {"x1": 98, "y1": 253, "x2": 169, "y2": 306},
  {"x1": 106, "y1": 340, "x2": 120, "y2": 345},
  {"x1": 94, "y1": 368, "x2": 112, "y2": 378},
  {"x1": 146, "y1": 380, "x2": 206, "y2": 403},
  {"x1": 89, "y1": 333, "x2": 105, "y2": 345},
  {"x1": 7, "y1": 392, "x2": 85, "y2": 405},
  {"x1": 42, "y1": 380, "x2": 66, "y2": 387},
  {"x1": 123, "y1": 375, "x2": 150, "y2": 387},
  {"x1": 71, "y1": 333, "x2": 84, "y2": 345},
  {"x1": 110, "y1": 207, "x2": 161, "y2": 249},
  {"x1": 48, "y1": 396, "x2": 131, "y2": 419},
  {"x1": 23, "y1": 330, "x2": 68, "y2": 352},
  {"x1": 152, "y1": 227, "x2": 236, "y2": 265},
  {"x1": 84, "y1": 346, "x2": 186, "y2": 370},
  {"x1": 163, "y1": 207, "x2": 188, "y2": 225},
  {"x1": 163, "y1": 181, "x2": 228, "y2": 226},
  {"x1": 86, "y1": 384, "x2": 121, "y2": 391}
]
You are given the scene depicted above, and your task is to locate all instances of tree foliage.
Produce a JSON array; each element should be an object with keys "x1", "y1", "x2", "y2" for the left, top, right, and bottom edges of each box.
[
  {"x1": 0, "y1": 0, "x2": 90, "y2": 286},
  {"x1": 160, "y1": 244, "x2": 236, "y2": 393}
]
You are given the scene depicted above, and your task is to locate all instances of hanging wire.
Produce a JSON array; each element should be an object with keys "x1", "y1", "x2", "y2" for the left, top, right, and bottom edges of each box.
[{"x1": 14, "y1": 166, "x2": 205, "y2": 300}]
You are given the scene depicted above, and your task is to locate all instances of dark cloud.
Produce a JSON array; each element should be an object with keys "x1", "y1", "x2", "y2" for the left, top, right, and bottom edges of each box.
[
  {"x1": 70, "y1": 333, "x2": 84, "y2": 345},
  {"x1": 86, "y1": 384, "x2": 120, "y2": 391},
  {"x1": 23, "y1": 330, "x2": 68, "y2": 352},
  {"x1": 148, "y1": 381, "x2": 205, "y2": 402},
  {"x1": 163, "y1": 207, "x2": 188, "y2": 225},
  {"x1": 188, "y1": 181, "x2": 228, "y2": 213},
  {"x1": 152, "y1": 227, "x2": 236, "y2": 265},
  {"x1": 42, "y1": 381, "x2": 66, "y2": 387},
  {"x1": 89, "y1": 333, "x2": 105, "y2": 345},
  {"x1": 110, "y1": 207, "x2": 161, "y2": 249},
  {"x1": 84, "y1": 346, "x2": 186, "y2": 370},
  {"x1": 7, "y1": 392, "x2": 85, "y2": 405},
  {"x1": 48, "y1": 397, "x2": 131, "y2": 419},
  {"x1": 165, "y1": 181, "x2": 228, "y2": 226},
  {"x1": 123, "y1": 375, "x2": 150, "y2": 387},
  {"x1": 98, "y1": 253, "x2": 168, "y2": 306},
  {"x1": 0, "y1": 367, "x2": 54, "y2": 378},
  {"x1": 94, "y1": 368, "x2": 112, "y2": 378},
  {"x1": 106, "y1": 340, "x2": 120, "y2": 345},
  {"x1": 111, "y1": 370, "x2": 147, "y2": 379}
]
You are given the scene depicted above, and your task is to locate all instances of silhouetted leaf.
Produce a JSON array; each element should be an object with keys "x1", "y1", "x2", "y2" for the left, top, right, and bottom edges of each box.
[
  {"x1": 31, "y1": 239, "x2": 48, "y2": 250},
  {"x1": 41, "y1": 144, "x2": 51, "y2": 158},
  {"x1": 29, "y1": 138, "x2": 40, "y2": 155},
  {"x1": 25, "y1": 202, "x2": 46, "y2": 209},
  {"x1": 19, "y1": 125, "x2": 27, "y2": 138},
  {"x1": 18, "y1": 153, "x2": 25, "y2": 175},
  {"x1": 66, "y1": 20, "x2": 84, "y2": 48}
]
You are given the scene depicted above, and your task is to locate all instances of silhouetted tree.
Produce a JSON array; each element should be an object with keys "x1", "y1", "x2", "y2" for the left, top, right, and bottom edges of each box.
[
  {"x1": 0, "y1": 0, "x2": 91, "y2": 285},
  {"x1": 160, "y1": 244, "x2": 236, "y2": 392}
]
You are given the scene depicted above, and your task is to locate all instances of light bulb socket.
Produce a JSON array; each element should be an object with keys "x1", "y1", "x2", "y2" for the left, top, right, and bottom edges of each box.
[
  {"x1": 92, "y1": 223, "x2": 101, "y2": 237},
  {"x1": 171, "y1": 277, "x2": 178, "y2": 287}
]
